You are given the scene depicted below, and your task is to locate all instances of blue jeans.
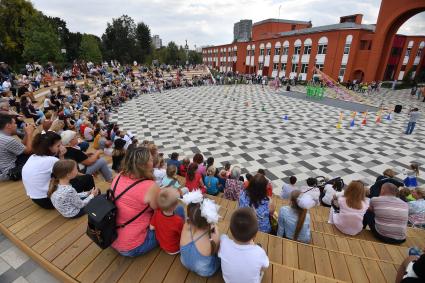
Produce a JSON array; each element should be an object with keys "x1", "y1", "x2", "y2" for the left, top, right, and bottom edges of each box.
[
  {"x1": 85, "y1": 158, "x2": 113, "y2": 181},
  {"x1": 405, "y1": 122, "x2": 416, "y2": 134},
  {"x1": 119, "y1": 229, "x2": 158, "y2": 257},
  {"x1": 78, "y1": 141, "x2": 89, "y2": 152}
]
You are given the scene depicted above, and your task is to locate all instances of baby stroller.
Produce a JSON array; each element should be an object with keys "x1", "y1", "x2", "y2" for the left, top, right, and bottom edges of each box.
[{"x1": 316, "y1": 176, "x2": 345, "y2": 207}]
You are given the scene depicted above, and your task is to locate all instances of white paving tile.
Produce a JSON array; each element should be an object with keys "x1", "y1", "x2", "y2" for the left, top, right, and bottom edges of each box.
[{"x1": 0, "y1": 246, "x2": 29, "y2": 270}]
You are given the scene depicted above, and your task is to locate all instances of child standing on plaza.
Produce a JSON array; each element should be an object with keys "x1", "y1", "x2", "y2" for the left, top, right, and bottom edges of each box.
[
  {"x1": 404, "y1": 162, "x2": 420, "y2": 188},
  {"x1": 150, "y1": 189, "x2": 184, "y2": 254},
  {"x1": 219, "y1": 207, "x2": 269, "y2": 283}
]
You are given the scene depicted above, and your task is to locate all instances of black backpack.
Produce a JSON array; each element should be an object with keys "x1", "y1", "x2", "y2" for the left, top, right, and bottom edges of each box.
[{"x1": 85, "y1": 175, "x2": 148, "y2": 249}]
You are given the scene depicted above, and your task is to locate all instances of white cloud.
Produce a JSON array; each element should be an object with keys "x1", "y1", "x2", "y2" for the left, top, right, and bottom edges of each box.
[{"x1": 31, "y1": 0, "x2": 425, "y2": 47}]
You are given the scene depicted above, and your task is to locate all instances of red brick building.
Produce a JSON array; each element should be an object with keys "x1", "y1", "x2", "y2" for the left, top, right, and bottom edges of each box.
[{"x1": 203, "y1": 5, "x2": 425, "y2": 83}]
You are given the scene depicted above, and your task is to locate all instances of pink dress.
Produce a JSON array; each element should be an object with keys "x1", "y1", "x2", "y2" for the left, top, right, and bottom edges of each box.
[
  {"x1": 111, "y1": 175, "x2": 155, "y2": 252},
  {"x1": 329, "y1": 197, "x2": 369, "y2": 236}
]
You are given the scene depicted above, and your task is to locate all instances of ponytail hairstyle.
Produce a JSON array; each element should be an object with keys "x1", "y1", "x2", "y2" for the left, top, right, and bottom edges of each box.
[
  {"x1": 48, "y1": 160, "x2": 77, "y2": 198},
  {"x1": 411, "y1": 162, "x2": 420, "y2": 177},
  {"x1": 290, "y1": 190, "x2": 308, "y2": 241},
  {"x1": 187, "y1": 163, "x2": 198, "y2": 181},
  {"x1": 186, "y1": 202, "x2": 217, "y2": 255}
]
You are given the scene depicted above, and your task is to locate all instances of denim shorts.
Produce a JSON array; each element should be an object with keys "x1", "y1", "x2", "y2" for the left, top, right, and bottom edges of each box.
[{"x1": 119, "y1": 229, "x2": 158, "y2": 257}]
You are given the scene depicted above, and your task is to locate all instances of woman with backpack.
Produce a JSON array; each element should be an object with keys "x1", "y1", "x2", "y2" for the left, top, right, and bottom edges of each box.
[{"x1": 110, "y1": 147, "x2": 160, "y2": 256}]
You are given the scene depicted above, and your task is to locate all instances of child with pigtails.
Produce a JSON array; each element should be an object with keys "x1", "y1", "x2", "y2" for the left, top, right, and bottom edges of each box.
[{"x1": 179, "y1": 190, "x2": 221, "y2": 277}]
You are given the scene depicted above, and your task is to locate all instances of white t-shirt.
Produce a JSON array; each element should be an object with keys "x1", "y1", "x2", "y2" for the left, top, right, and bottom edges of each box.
[
  {"x1": 2, "y1": 81, "x2": 11, "y2": 91},
  {"x1": 218, "y1": 235, "x2": 269, "y2": 283},
  {"x1": 43, "y1": 98, "x2": 51, "y2": 108},
  {"x1": 300, "y1": 186, "x2": 321, "y2": 206},
  {"x1": 322, "y1": 184, "x2": 336, "y2": 205},
  {"x1": 22, "y1": 155, "x2": 58, "y2": 199},
  {"x1": 322, "y1": 185, "x2": 344, "y2": 205}
]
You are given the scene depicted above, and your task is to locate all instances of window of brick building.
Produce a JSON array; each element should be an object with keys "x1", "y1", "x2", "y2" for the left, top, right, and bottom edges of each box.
[{"x1": 317, "y1": 44, "x2": 327, "y2": 54}]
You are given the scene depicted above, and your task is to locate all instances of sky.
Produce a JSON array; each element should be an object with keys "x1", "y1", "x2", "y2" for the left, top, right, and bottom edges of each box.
[{"x1": 31, "y1": 0, "x2": 425, "y2": 48}]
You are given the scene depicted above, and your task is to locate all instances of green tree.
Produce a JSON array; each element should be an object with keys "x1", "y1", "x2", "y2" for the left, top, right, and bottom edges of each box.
[
  {"x1": 79, "y1": 34, "x2": 102, "y2": 63},
  {"x1": 67, "y1": 32, "x2": 83, "y2": 62},
  {"x1": 165, "y1": 41, "x2": 179, "y2": 64},
  {"x1": 135, "y1": 22, "x2": 152, "y2": 63},
  {"x1": 22, "y1": 12, "x2": 63, "y2": 63},
  {"x1": 188, "y1": 50, "x2": 202, "y2": 65},
  {"x1": 101, "y1": 15, "x2": 137, "y2": 63},
  {"x1": 0, "y1": 0, "x2": 36, "y2": 65}
]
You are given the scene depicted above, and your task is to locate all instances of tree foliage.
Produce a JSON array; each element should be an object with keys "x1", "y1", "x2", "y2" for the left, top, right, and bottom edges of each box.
[
  {"x1": 22, "y1": 12, "x2": 63, "y2": 63},
  {"x1": 0, "y1": 0, "x2": 36, "y2": 65},
  {"x1": 135, "y1": 22, "x2": 152, "y2": 63},
  {"x1": 101, "y1": 15, "x2": 137, "y2": 63},
  {"x1": 79, "y1": 34, "x2": 102, "y2": 63},
  {"x1": 1, "y1": 1, "x2": 202, "y2": 68}
]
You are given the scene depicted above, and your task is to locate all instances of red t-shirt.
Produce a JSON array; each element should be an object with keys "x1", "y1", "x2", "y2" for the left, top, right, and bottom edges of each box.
[
  {"x1": 150, "y1": 209, "x2": 184, "y2": 253},
  {"x1": 179, "y1": 164, "x2": 188, "y2": 177},
  {"x1": 185, "y1": 173, "x2": 205, "y2": 193},
  {"x1": 266, "y1": 182, "x2": 273, "y2": 197},
  {"x1": 80, "y1": 124, "x2": 87, "y2": 136}
]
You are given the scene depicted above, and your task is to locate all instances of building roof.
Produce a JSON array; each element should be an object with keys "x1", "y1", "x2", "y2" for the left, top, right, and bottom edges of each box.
[
  {"x1": 253, "y1": 18, "x2": 311, "y2": 26},
  {"x1": 278, "y1": 22, "x2": 375, "y2": 37}
]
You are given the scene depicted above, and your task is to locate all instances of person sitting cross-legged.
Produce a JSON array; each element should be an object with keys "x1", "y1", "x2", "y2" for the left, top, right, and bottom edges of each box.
[
  {"x1": 363, "y1": 183, "x2": 408, "y2": 244},
  {"x1": 61, "y1": 130, "x2": 113, "y2": 182}
]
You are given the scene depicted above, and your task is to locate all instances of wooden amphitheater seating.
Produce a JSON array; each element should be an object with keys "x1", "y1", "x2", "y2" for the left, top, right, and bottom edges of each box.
[
  {"x1": 207, "y1": 195, "x2": 424, "y2": 271},
  {"x1": 209, "y1": 195, "x2": 425, "y2": 249},
  {"x1": 3, "y1": 80, "x2": 421, "y2": 282},
  {"x1": 0, "y1": 180, "x2": 346, "y2": 283}
]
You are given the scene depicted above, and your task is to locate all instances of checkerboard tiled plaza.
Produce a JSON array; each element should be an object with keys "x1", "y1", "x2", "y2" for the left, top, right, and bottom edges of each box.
[
  {"x1": 0, "y1": 233, "x2": 59, "y2": 283},
  {"x1": 112, "y1": 85, "x2": 425, "y2": 194}
]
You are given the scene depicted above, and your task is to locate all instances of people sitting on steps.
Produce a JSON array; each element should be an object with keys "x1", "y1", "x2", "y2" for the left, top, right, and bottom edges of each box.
[
  {"x1": 0, "y1": 114, "x2": 33, "y2": 181},
  {"x1": 363, "y1": 183, "x2": 409, "y2": 244}
]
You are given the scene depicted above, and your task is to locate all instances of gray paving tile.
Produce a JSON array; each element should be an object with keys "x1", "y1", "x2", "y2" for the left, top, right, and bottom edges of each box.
[
  {"x1": 0, "y1": 268, "x2": 20, "y2": 283},
  {"x1": 15, "y1": 260, "x2": 38, "y2": 278},
  {"x1": 25, "y1": 268, "x2": 59, "y2": 283}
]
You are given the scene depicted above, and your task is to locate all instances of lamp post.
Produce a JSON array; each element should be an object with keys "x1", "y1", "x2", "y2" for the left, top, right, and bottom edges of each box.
[{"x1": 184, "y1": 40, "x2": 189, "y2": 67}]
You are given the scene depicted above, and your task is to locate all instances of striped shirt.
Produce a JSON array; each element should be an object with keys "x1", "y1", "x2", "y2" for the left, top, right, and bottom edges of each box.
[
  {"x1": 0, "y1": 131, "x2": 25, "y2": 181},
  {"x1": 371, "y1": 196, "x2": 408, "y2": 240}
]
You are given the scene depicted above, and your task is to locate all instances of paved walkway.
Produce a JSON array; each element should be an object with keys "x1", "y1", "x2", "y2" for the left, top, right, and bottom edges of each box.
[{"x1": 0, "y1": 233, "x2": 58, "y2": 283}]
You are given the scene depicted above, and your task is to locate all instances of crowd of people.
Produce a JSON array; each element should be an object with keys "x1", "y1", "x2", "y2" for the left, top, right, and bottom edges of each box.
[{"x1": 0, "y1": 60, "x2": 424, "y2": 282}]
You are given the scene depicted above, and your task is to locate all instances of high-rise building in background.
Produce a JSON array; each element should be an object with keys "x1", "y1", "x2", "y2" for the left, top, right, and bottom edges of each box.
[
  {"x1": 233, "y1": 20, "x2": 252, "y2": 42},
  {"x1": 152, "y1": 35, "x2": 162, "y2": 49}
]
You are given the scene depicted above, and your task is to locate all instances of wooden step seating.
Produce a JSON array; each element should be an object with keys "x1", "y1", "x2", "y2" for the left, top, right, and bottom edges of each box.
[
  {"x1": 308, "y1": 206, "x2": 425, "y2": 248},
  {"x1": 209, "y1": 195, "x2": 425, "y2": 249},
  {"x1": 205, "y1": 196, "x2": 410, "y2": 283},
  {"x1": 216, "y1": 216, "x2": 400, "y2": 283},
  {"x1": 193, "y1": 196, "x2": 422, "y2": 266},
  {"x1": 0, "y1": 181, "x2": 344, "y2": 283}
]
